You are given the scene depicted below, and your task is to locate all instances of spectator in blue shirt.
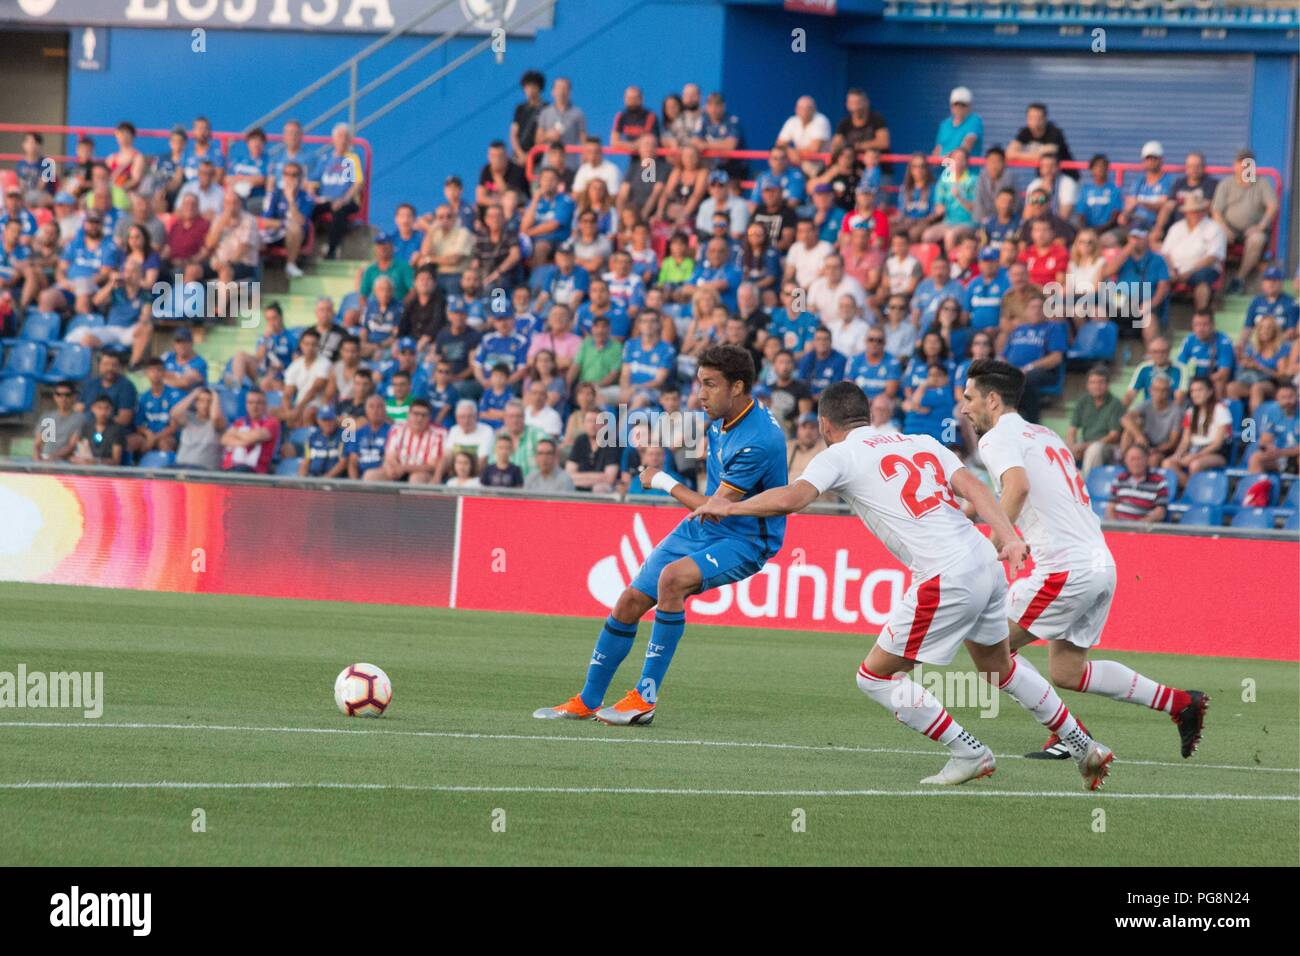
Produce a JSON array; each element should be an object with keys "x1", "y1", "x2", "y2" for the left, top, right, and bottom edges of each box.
[
  {"x1": 932, "y1": 86, "x2": 983, "y2": 158},
  {"x1": 1120, "y1": 140, "x2": 1174, "y2": 237},
  {"x1": 311, "y1": 123, "x2": 365, "y2": 260},
  {"x1": 1241, "y1": 267, "x2": 1299, "y2": 347},
  {"x1": 346, "y1": 393, "x2": 393, "y2": 479},
  {"x1": 227, "y1": 127, "x2": 270, "y2": 213},
  {"x1": 1000, "y1": 295, "x2": 1066, "y2": 423},
  {"x1": 690, "y1": 237, "x2": 742, "y2": 311},
  {"x1": 1247, "y1": 383, "x2": 1299, "y2": 475},
  {"x1": 521, "y1": 166, "x2": 575, "y2": 266},
  {"x1": 911, "y1": 256, "x2": 966, "y2": 328},
  {"x1": 1077, "y1": 154, "x2": 1124, "y2": 244},
  {"x1": 847, "y1": 330, "x2": 902, "y2": 403},
  {"x1": 617, "y1": 310, "x2": 676, "y2": 409},
  {"x1": 797, "y1": 327, "x2": 848, "y2": 398},
  {"x1": 1177, "y1": 308, "x2": 1235, "y2": 398},
  {"x1": 78, "y1": 351, "x2": 137, "y2": 431},
  {"x1": 473, "y1": 311, "x2": 530, "y2": 390},
  {"x1": 1104, "y1": 226, "x2": 1170, "y2": 340},
  {"x1": 964, "y1": 246, "x2": 1010, "y2": 331},
  {"x1": 902, "y1": 363, "x2": 956, "y2": 444},
  {"x1": 478, "y1": 364, "x2": 513, "y2": 428},
  {"x1": 979, "y1": 187, "x2": 1020, "y2": 249},
  {"x1": 162, "y1": 327, "x2": 208, "y2": 392},
  {"x1": 130, "y1": 357, "x2": 184, "y2": 457},
  {"x1": 299, "y1": 404, "x2": 348, "y2": 478}
]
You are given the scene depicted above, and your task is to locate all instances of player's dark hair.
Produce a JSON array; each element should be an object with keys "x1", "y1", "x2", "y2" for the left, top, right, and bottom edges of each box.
[
  {"x1": 698, "y1": 344, "x2": 755, "y2": 393},
  {"x1": 520, "y1": 69, "x2": 545, "y2": 90},
  {"x1": 966, "y1": 358, "x2": 1025, "y2": 409},
  {"x1": 817, "y1": 381, "x2": 871, "y2": 430}
]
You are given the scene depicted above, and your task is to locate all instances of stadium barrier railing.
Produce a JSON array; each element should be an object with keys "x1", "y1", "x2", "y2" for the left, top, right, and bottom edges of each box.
[
  {"x1": 2, "y1": 462, "x2": 1295, "y2": 661},
  {"x1": 527, "y1": 144, "x2": 1284, "y2": 263},
  {"x1": 0, "y1": 123, "x2": 374, "y2": 226}
]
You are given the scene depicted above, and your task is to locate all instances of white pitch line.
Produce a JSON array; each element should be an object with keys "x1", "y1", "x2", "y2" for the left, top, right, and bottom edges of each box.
[
  {"x1": 1, "y1": 720, "x2": 1296, "y2": 777},
  {"x1": 0, "y1": 781, "x2": 1295, "y2": 801}
]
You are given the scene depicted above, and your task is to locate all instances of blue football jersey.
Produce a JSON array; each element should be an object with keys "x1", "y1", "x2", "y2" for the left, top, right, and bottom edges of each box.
[{"x1": 691, "y1": 399, "x2": 788, "y2": 556}]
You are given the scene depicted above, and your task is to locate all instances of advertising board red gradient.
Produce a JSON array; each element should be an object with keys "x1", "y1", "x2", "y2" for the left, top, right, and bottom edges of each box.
[
  {"x1": 455, "y1": 496, "x2": 1299, "y2": 661},
  {"x1": 0, "y1": 473, "x2": 454, "y2": 607}
]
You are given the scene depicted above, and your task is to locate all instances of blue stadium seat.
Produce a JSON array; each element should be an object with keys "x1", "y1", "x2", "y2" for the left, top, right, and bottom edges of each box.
[
  {"x1": 1178, "y1": 504, "x2": 1223, "y2": 527},
  {"x1": 1230, "y1": 472, "x2": 1279, "y2": 509},
  {"x1": 264, "y1": 389, "x2": 284, "y2": 411},
  {"x1": 2, "y1": 311, "x2": 62, "y2": 345},
  {"x1": 1037, "y1": 360, "x2": 1066, "y2": 398},
  {"x1": 0, "y1": 374, "x2": 36, "y2": 416},
  {"x1": 40, "y1": 343, "x2": 93, "y2": 384},
  {"x1": 1284, "y1": 510, "x2": 1299, "y2": 532},
  {"x1": 1177, "y1": 469, "x2": 1228, "y2": 506},
  {"x1": 1, "y1": 341, "x2": 47, "y2": 379},
  {"x1": 136, "y1": 450, "x2": 176, "y2": 469},
  {"x1": 337, "y1": 291, "x2": 362, "y2": 317},
  {"x1": 1067, "y1": 321, "x2": 1118, "y2": 364},
  {"x1": 214, "y1": 385, "x2": 247, "y2": 421},
  {"x1": 275, "y1": 457, "x2": 302, "y2": 476},
  {"x1": 1230, "y1": 507, "x2": 1274, "y2": 530},
  {"x1": 288, "y1": 426, "x2": 314, "y2": 449},
  {"x1": 64, "y1": 314, "x2": 106, "y2": 339},
  {"x1": 1157, "y1": 467, "x2": 1180, "y2": 498},
  {"x1": 1282, "y1": 479, "x2": 1298, "y2": 510},
  {"x1": 1085, "y1": 464, "x2": 1123, "y2": 502},
  {"x1": 1091, "y1": 498, "x2": 1109, "y2": 519}
]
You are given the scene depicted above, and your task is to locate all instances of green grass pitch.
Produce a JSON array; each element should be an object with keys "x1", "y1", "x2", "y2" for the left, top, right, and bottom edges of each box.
[{"x1": 1, "y1": 583, "x2": 1296, "y2": 866}]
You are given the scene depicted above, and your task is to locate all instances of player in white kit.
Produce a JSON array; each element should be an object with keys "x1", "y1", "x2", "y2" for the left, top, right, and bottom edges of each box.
[
  {"x1": 962, "y1": 359, "x2": 1209, "y2": 759},
  {"x1": 692, "y1": 382, "x2": 1115, "y2": 789}
]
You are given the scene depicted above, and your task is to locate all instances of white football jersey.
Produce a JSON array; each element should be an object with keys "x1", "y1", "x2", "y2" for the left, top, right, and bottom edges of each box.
[
  {"x1": 978, "y1": 412, "x2": 1113, "y2": 572},
  {"x1": 799, "y1": 428, "x2": 997, "y2": 577}
]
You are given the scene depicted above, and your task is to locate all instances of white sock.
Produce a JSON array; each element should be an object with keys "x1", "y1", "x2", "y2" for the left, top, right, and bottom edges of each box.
[
  {"x1": 1080, "y1": 660, "x2": 1181, "y2": 713},
  {"x1": 999, "y1": 655, "x2": 1092, "y2": 759},
  {"x1": 857, "y1": 663, "x2": 985, "y2": 757}
]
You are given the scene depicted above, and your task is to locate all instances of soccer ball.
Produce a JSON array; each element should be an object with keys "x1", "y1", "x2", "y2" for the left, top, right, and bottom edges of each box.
[{"x1": 334, "y1": 663, "x2": 393, "y2": 717}]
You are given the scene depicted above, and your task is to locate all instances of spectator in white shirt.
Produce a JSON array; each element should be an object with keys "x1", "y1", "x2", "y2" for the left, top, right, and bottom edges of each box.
[
  {"x1": 777, "y1": 96, "x2": 832, "y2": 177},
  {"x1": 1162, "y1": 194, "x2": 1226, "y2": 312},
  {"x1": 523, "y1": 379, "x2": 564, "y2": 437},
  {"x1": 784, "y1": 218, "x2": 833, "y2": 290},
  {"x1": 806, "y1": 253, "x2": 867, "y2": 326},
  {"x1": 178, "y1": 160, "x2": 223, "y2": 217},
  {"x1": 826, "y1": 293, "x2": 870, "y2": 358},
  {"x1": 282, "y1": 328, "x2": 332, "y2": 427},
  {"x1": 694, "y1": 169, "x2": 749, "y2": 239},
  {"x1": 445, "y1": 399, "x2": 496, "y2": 465},
  {"x1": 863, "y1": 392, "x2": 901, "y2": 436},
  {"x1": 881, "y1": 232, "x2": 923, "y2": 307},
  {"x1": 571, "y1": 136, "x2": 622, "y2": 197}
]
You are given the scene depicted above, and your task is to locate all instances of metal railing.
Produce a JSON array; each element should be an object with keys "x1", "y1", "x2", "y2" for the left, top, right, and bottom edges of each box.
[{"x1": 0, "y1": 123, "x2": 374, "y2": 225}]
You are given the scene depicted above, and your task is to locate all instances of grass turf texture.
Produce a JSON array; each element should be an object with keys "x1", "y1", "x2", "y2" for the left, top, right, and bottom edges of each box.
[{"x1": 1, "y1": 583, "x2": 1296, "y2": 867}]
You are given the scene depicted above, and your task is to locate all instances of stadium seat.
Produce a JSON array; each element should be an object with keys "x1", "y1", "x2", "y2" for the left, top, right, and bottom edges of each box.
[
  {"x1": 1157, "y1": 467, "x2": 1181, "y2": 497},
  {"x1": 136, "y1": 450, "x2": 176, "y2": 469},
  {"x1": 1085, "y1": 464, "x2": 1123, "y2": 502},
  {"x1": 1230, "y1": 507, "x2": 1275, "y2": 530},
  {"x1": 1037, "y1": 360, "x2": 1066, "y2": 398},
  {"x1": 264, "y1": 389, "x2": 284, "y2": 411},
  {"x1": 1282, "y1": 479, "x2": 1298, "y2": 510},
  {"x1": 214, "y1": 385, "x2": 247, "y2": 421},
  {"x1": 1177, "y1": 469, "x2": 1228, "y2": 506},
  {"x1": 1067, "y1": 321, "x2": 1118, "y2": 364},
  {"x1": 337, "y1": 291, "x2": 362, "y2": 318},
  {"x1": 64, "y1": 314, "x2": 106, "y2": 339},
  {"x1": 910, "y1": 242, "x2": 942, "y2": 276},
  {"x1": 1, "y1": 341, "x2": 47, "y2": 379},
  {"x1": 288, "y1": 426, "x2": 314, "y2": 450},
  {"x1": 0, "y1": 374, "x2": 36, "y2": 416},
  {"x1": 1284, "y1": 510, "x2": 1299, "y2": 532},
  {"x1": 1229, "y1": 472, "x2": 1278, "y2": 509},
  {"x1": 40, "y1": 343, "x2": 93, "y2": 384},
  {"x1": 1178, "y1": 504, "x2": 1223, "y2": 527},
  {"x1": 275, "y1": 457, "x2": 303, "y2": 476},
  {"x1": 2, "y1": 311, "x2": 61, "y2": 345},
  {"x1": 1090, "y1": 498, "x2": 1109, "y2": 519}
]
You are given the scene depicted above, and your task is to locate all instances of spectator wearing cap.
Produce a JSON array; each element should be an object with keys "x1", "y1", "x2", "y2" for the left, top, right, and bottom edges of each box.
[
  {"x1": 510, "y1": 69, "x2": 547, "y2": 164},
  {"x1": 1212, "y1": 148, "x2": 1279, "y2": 293},
  {"x1": 298, "y1": 404, "x2": 348, "y2": 478},
  {"x1": 418, "y1": 204, "x2": 475, "y2": 297},
  {"x1": 51, "y1": 191, "x2": 83, "y2": 245},
  {"x1": 536, "y1": 77, "x2": 587, "y2": 169},
  {"x1": 374, "y1": 398, "x2": 446, "y2": 484},
  {"x1": 1165, "y1": 151, "x2": 1218, "y2": 234},
  {"x1": 358, "y1": 231, "x2": 414, "y2": 301},
  {"x1": 963, "y1": 246, "x2": 1011, "y2": 332},
  {"x1": 1077, "y1": 154, "x2": 1124, "y2": 246},
  {"x1": 933, "y1": 87, "x2": 983, "y2": 158},
  {"x1": 1068, "y1": 366, "x2": 1125, "y2": 476},
  {"x1": 786, "y1": 411, "x2": 828, "y2": 483},
  {"x1": 1242, "y1": 267, "x2": 1298, "y2": 347},
  {"x1": 973, "y1": 146, "x2": 1017, "y2": 224},
  {"x1": 1247, "y1": 382, "x2": 1299, "y2": 476},
  {"x1": 922, "y1": 147, "x2": 978, "y2": 254},
  {"x1": 202, "y1": 188, "x2": 261, "y2": 283},
  {"x1": 1119, "y1": 140, "x2": 1173, "y2": 238},
  {"x1": 526, "y1": 437, "x2": 577, "y2": 493},
  {"x1": 749, "y1": 146, "x2": 807, "y2": 212},
  {"x1": 179, "y1": 159, "x2": 223, "y2": 217},
  {"x1": 751, "y1": 176, "x2": 799, "y2": 252},
  {"x1": 1124, "y1": 336, "x2": 1182, "y2": 407},
  {"x1": 435, "y1": 298, "x2": 482, "y2": 394},
  {"x1": 572, "y1": 136, "x2": 623, "y2": 197},
  {"x1": 1103, "y1": 225, "x2": 1170, "y2": 342},
  {"x1": 776, "y1": 96, "x2": 832, "y2": 177},
  {"x1": 49, "y1": 208, "x2": 119, "y2": 315},
  {"x1": 695, "y1": 169, "x2": 749, "y2": 240},
  {"x1": 161, "y1": 326, "x2": 208, "y2": 391},
  {"x1": 841, "y1": 214, "x2": 883, "y2": 295},
  {"x1": 1105, "y1": 444, "x2": 1170, "y2": 524},
  {"x1": 258, "y1": 160, "x2": 314, "y2": 278},
  {"x1": 439, "y1": 174, "x2": 477, "y2": 231},
  {"x1": 839, "y1": 184, "x2": 889, "y2": 250},
  {"x1": 220, "y1": 389, "x2": 280, "y2": 474},
  {"x1": 809, "y1": 181, "x2": 846, "y2": 246},
  {"x1": 1026, "y1": 149, "x2": 1078, "y2": 222},
  {"x1": 1007, "y1": 102, "x2": 1074, "y2": 167},
  {"x1": 1176, "y1": 309, "x2": 1235, "y2": 399},
  {"x1": 1162, "y1": 193, "x2": 1225, "y2": 312},
  {"x1": 1120, "y1": 371, "x2": 1182, "y2": 470}
]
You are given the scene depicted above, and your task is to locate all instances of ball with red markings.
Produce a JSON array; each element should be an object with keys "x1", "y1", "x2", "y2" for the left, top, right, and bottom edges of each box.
[{"x1": 334, "y1": 663, "x2": 393, "y2": 717}]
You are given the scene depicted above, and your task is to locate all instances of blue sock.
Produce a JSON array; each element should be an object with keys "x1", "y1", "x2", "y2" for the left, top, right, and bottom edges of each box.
[
  {"x1": 637, "y1": 610, "x2": 686, "y2": 703},
  {"x1": 579, "y1": 615, "x2": 639, "y2": 709}
]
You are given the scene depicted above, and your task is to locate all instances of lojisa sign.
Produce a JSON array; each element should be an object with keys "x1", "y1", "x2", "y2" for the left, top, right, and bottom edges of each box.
[{"x1": 0, "y1": 0, "x2": 555, "y2": 36}]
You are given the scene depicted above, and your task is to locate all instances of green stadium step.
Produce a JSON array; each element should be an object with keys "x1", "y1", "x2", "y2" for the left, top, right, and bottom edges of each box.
[
  {"x1": 287, "y1": 274, "x2": 357, "y2": 300},
  {"x1": 8, "y1": 435, "x2": 33, "y2": 458},
  {"x1": 310, "y1": 259, "x2": 368, "y2": 279}
]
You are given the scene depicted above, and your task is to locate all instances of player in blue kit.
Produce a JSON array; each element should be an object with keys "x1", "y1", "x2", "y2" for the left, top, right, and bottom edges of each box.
[{"x1": 534, "y1": 344, "x2": 788, "y2": 725}]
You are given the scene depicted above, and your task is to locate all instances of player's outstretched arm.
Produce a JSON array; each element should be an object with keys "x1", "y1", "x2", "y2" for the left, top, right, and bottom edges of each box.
[
  {"x1": 949, "y1": 467, "x2": 1029, "y2": 576},
  {"x1": 690, "y1": 480, "x2": 820, "y2": 521}
]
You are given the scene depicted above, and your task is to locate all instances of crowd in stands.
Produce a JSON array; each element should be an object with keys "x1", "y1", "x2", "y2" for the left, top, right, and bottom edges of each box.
[{"x1": 4, "y1": 73, "x2": 1297, "y2": 525}]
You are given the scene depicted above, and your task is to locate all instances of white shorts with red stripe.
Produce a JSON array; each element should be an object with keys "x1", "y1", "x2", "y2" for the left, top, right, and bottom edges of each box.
[
  {"x1": 1009, "y1": 564, "x2": 1117, "y2": 649},
  {"x1": 875, "y1": 556, "x2": 1008, "y2": 665}
]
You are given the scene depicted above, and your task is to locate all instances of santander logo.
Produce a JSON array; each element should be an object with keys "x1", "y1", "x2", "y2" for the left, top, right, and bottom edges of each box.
[{"x1": 585, "y1": 512, "x2": 907, "y2": 627}]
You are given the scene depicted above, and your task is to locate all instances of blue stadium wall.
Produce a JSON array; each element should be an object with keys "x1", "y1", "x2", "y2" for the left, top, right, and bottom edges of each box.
[{"x1": 55, "y1": 0, "x2": 1295, "y2": 256}]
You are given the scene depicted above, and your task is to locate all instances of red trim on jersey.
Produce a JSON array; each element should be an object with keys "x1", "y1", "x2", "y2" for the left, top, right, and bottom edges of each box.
[
  {"x1": 925, "y1": 712, "x2": 953, "y2": 741},
  {"x1": 1017, "y1": 570, "x2": 1070, "y2": 630},
  {"x1": 904, "y1": 575, "x2": 942, "y2": 660}
]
